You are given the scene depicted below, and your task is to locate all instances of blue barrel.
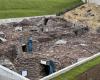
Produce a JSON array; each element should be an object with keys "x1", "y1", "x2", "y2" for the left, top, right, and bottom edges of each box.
[
  {"x1": 27, "y1": 37, "x2": 33, "y2": 53},
  {"x1": 46, "y1": 60, "x2": 56, "y2": 75}
]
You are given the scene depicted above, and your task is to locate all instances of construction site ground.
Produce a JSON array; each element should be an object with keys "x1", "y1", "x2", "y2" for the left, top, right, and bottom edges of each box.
[{"x1": 0, "y1": 4, "x2": 100, "y2": 80}]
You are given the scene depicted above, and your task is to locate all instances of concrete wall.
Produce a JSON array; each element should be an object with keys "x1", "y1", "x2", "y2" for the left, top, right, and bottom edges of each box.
[{"x1": 0, "y1": 65, "x2": 29, "y2": 80}]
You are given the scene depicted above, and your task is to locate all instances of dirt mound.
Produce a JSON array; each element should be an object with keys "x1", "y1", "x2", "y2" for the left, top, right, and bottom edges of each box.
[{"x1": 64, "y1": 4, "x2": 100, "y2": 31}]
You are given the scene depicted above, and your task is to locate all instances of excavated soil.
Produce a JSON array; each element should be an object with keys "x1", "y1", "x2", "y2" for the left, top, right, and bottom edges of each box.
[{"x1": 0, "y1": 16, "x2": 100, "y2": 80}]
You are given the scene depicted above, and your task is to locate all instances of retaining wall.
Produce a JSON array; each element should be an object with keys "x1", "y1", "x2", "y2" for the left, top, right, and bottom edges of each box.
[
  {"x1": 40, "y1": 52, "x2": 100, "y2": 80},
  {"x1": 0, "y1": 65, "x2": 29, "y2": 80}
]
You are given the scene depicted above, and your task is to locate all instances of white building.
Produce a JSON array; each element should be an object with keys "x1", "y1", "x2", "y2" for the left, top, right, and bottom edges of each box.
[{"x1": 82, "y1": 0, "x2": 100, "y2": 5}]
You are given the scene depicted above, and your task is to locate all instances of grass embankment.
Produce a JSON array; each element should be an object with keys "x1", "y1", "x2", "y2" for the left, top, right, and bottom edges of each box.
[
  {"x1": 0, "y1": 0, "x2": 82, "y2": 19},
  {"x1": 51, "y1": 56, "x2": 100, "y2": 80}
]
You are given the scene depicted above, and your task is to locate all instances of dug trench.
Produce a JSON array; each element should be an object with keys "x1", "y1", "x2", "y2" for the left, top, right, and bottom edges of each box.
[{"x1": 0, "y1": 16, "x2": 100, "y2": 80}]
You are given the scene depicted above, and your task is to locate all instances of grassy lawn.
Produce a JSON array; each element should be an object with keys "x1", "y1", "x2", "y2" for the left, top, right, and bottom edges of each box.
[
  {"x1": 0, "y1": 0, "x2": 82, "y2": 19},
  {"x1": 51, "y1": 56, "x2": 100, "y2": 80}
]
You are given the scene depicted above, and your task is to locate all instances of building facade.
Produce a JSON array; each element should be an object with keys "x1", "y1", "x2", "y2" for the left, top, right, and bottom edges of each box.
[{"x1": 82, "y1": 0, "x2": 100, "y2": 5}]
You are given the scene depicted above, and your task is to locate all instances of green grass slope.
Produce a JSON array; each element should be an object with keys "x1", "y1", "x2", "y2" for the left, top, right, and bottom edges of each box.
[
  {"x1": 0, "y1": 0, "x2": 81, "y2": 19},
  {"x1": 51, "y1": 56, "x2": 100, "y2": 80}
]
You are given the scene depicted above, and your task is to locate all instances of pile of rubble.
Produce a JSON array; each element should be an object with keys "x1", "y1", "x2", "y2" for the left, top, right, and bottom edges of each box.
[
  {"x1": 64, "y1": 4, "x2": 100, "y2": 32},
  {"x1": 0, "y1": 16, "x2": 100, "y2": 80}
]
